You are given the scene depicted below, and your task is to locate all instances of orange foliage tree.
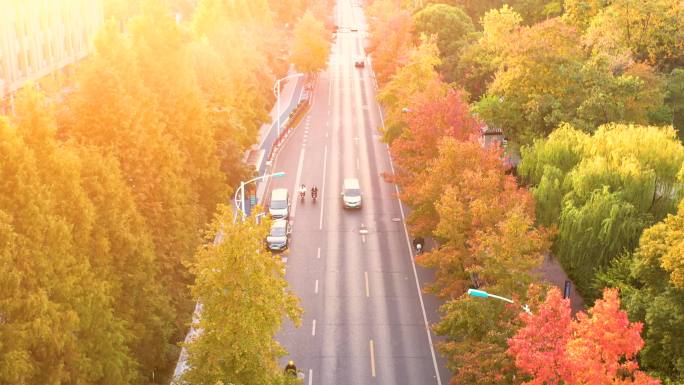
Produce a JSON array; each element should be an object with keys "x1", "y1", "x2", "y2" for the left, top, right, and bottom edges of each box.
[
  {"x1": 366, "y1": 8, "x2": 414, "y2": 85},
  {"x1": 412, "y1": 137, "x2": 548, "y2": 298},
  {"x1": 387, "y1": 79, "x2": 480, "y2": 199},
  {"x1": 508, "y1": 288, "x2": 661, "y2": 385}
]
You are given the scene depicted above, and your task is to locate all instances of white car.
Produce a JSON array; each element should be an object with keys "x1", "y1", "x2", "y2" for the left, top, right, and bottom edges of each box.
[
  {"x1": 269, "y1": 188, "x2": 290, "y2": 219},
  {"x1": 341, "y1": 178, "x2": 362, "y2": 209}
]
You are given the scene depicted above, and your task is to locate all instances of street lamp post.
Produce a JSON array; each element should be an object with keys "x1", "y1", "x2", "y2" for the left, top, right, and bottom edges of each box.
[
  {"x1": 274, "y1": 73, "x2": 305, "y2": 137},
  {"x1": 234, "y1": 171, "x2": 286, "y2": 221},
  {"x1": 467, "y1": 288, "x2": 532, "y2": 315}
]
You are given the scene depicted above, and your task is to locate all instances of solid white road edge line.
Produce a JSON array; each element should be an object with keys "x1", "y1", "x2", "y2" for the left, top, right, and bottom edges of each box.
[{"x1": 370, "y1": 339, "x2": 376, "y2": 377}]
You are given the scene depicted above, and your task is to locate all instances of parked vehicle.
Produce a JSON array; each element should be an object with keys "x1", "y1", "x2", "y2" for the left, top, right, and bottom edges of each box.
[
  {"x1": 269, "y1": 188, "x2": 290, "y2": 219},
  {"x1": 266, "y1": 219, "x2": 291, "y2": 251}
]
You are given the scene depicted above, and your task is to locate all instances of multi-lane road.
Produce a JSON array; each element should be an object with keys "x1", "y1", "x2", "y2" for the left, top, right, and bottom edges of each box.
[{"x1": 270, "y1": 0, "x2": 450, "y2": 383}]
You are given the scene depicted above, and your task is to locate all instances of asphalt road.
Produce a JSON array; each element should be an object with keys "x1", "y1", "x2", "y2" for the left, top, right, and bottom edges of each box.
[{"x1": 271, "y1": 0, "x2": 451, "y2": 383}]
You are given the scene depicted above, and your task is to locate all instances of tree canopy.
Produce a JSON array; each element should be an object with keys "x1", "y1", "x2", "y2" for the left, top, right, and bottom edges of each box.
[
  {"x1": 413, "y1": 3, "x2": 474, "y2": 82},
  {"x1": 369, "y1": 0, "x2": 684, "y2": 383},
  {"x1": 509, "y1": 287, "x2": 660, "y2": 385},
  {"x1": 180, "y1": 208, "x2": 302, "y2": 385},
  {"x1": 377, "y1": 36, "x2": 442, "y2": 143},
  {"x1": 519, "y1": 123, "x2": 684, "y2": 297},
  {"x1": 1, "y1": 0, "x2": 294, "y2": 383},
  {"x1": 597, "y1": 200, "x2": 684, "y2": 383},
  {"x1": 290, "y1": 10, "x2": 331, "y2": 73}
]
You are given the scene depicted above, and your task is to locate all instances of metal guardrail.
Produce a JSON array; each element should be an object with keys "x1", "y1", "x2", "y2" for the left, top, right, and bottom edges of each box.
[{"x1": 267, "y1": 75, "x2": 315, "y2": 164}]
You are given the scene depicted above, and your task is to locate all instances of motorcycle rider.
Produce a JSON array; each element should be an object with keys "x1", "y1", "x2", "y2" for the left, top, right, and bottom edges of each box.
[
  {"x1": 311, "y1": 185, "x2": 319, "y2": 201},
  {"x1": 299, "y1": 184, "x2": 307, "y2": 200},
  {"x1": 284, "y1": 360, "x2": 297, "y2": 377},
  {"x1": 413, "y1": 236, "x2": 425, "y2": 254}
]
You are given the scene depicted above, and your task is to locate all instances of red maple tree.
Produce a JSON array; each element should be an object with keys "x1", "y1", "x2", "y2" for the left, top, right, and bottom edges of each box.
[
  {"x1": 508, "y1": 288, "x2": 660, "y2": 385},
  {"x1": 386, "y1": 81, "x2": 483, "y2": 231}
]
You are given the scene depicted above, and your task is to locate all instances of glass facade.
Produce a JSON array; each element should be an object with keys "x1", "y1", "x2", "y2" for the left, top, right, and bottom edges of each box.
[{"x1": 0, "y1": 0, "x2": 103, "y2": 99}]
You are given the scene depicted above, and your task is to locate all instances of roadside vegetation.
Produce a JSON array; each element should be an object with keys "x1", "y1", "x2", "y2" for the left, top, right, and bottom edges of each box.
[
  {"x1": 367, "y1": 0, "x2": 684, "y2": 383},
  {"x1": 180, "y1": 207, "x2": 302, "y2": 385},
  {"x1": 0, "y1": 0, "x2": 321, "y2": 383},
  {"x1": 291, "y1": 10, "x2": 332, "y2": 73}
]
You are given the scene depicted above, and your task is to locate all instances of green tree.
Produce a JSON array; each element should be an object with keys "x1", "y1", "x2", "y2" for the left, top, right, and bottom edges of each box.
[
  {"x1": 181, "y1": 207, "x2": 302, "y2": 385},
  {"x1": 429, "y1": 0, "x2": 559, "y2": 25},
  {"x1": 455, "y1": 4, "x2": 522, "y2": 99},
  {"x1": 597, "y1": 201, "x2": 684, "y2": 383},
  {"x1": 518, "y1": 125, "x2": 588, "y2": 226},
  {"x1": 476, "y1": 17, "x2": 669, "y2": 145},
  {"x1": 508, "y1": 0, "x2": 562, "y2": 23},
  {"x1": 436, "y1": 0, "x2": 506, "y2": 24},
  {"x1": 290, "y1": 10, "x2": 331, "y2": 73},
  {"x1": 474, "y1": 18, "x2": 586, "y2": 144},
  {"x1": 436, "y1": 294, "x2": 523, "y2": 385},
  {"x1": 665, "y1": 68, "x2": 684, "y2": 138},
  {"x1": 519, "y1": 123, "x2": 684, "y2": 297},
  {"x1": 562, "y1": 0, "x2": 607, "y2": 30},
  {"x1": 413, "y1": 3, "x2": 474, "y2": 82},
  {"x1": 583, "y1": 0, "x2": 684, "y2": 72},
  {"x1": 557, "y1": 187, "x2": 648, "y2": 297}
]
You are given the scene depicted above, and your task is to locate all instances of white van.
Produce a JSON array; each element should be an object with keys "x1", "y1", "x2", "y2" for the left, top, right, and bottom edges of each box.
[
  {"x1": 341, "y1": 178, "x2": 362, "y2": 209},
  {"x1": 269, "y1": 188, "x2": 290, "y2": 219}
]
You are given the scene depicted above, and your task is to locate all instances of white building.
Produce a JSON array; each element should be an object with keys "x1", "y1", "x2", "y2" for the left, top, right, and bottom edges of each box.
[{"x1": 0, "y1": 0, "x2": 103, "y2": 108}]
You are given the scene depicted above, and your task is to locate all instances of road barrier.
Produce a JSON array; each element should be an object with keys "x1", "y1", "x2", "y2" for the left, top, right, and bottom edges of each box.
[{"x1": 267, "y1": 75, "x2": 315, "y2": 164}]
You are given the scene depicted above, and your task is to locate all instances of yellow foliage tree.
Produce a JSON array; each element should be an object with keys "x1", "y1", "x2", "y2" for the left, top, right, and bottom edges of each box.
[{"x1": 290, "y1": 10, "x2": 331, "y2": 73}]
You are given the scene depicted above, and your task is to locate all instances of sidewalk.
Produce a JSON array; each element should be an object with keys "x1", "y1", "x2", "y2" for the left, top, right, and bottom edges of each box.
[
  {"x1": 258, "y1": 69, "x2": 305, "y2": 151},
  {"x1": 535, "y1": 253, "x2": 586, "y2": 314},
  {"x1": 252, "y1": 71, "x2": 306, "y2": 207}
]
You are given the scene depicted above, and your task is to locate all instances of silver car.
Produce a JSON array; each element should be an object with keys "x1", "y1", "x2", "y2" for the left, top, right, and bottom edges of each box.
[{"x1": 266, "y1": 219, "x2": 291, "y2": 251}]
